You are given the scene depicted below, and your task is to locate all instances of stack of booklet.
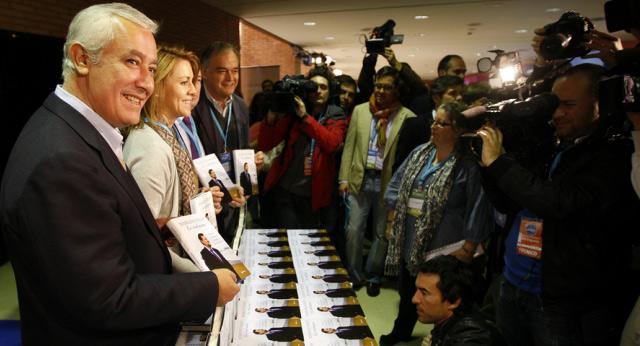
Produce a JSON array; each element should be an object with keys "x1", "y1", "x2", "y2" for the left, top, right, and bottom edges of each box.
[{"x1": 221, "y1": 229, "x2": 377, "y2": 346}]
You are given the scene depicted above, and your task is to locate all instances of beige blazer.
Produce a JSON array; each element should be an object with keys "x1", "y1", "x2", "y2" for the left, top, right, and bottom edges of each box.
[{"x1": 339, "y1": 103, "x2": 416, "y2": 201}]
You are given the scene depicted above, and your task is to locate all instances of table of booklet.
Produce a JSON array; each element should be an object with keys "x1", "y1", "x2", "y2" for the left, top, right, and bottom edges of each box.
[{"x1": 176, "y1": 229, "x2": 377, "y2": 346}]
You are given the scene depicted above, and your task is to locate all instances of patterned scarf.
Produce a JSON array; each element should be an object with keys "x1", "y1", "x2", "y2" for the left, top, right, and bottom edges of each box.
[
  {"x1": 384, "y1": 142, "x2": 458, "y2": 276},
  {"x1": 368, "y1": 93, "x2": 400, "y2": 147},
  {"x1": 153, "y1": 124, "x2": 199, "y2": 215}
]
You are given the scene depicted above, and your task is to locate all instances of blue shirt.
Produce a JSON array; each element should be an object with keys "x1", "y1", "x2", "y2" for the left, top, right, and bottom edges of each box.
[{"x1": 503, "y1": 208, "x2": 542, "y2": 294}]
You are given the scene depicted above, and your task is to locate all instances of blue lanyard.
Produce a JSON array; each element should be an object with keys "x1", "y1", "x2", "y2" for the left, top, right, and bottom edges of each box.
[
  {"x1": 418, "y1": 150, "x2": 456, "y2": 187},
  {"x1": 144, "y1": 118, "x2": 187, "y2": 151},
  {"x1": 548, "y1": 150, "x2": 564, "y2": 180},
  {"x1": 369, "y1": 118, "x2": 378, "y2": 150},
  {"x1": 176, "y1": 118, "x2": 203, "y2": 157},
  {"x1": 308, "y1": 109, "x2": 325, "y2": 157},
  {"x1": 209, "y1": 102, "x2": 233, "y2": 151}
]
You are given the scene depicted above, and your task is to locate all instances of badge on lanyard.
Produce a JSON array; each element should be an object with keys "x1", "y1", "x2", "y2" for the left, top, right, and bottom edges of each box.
[
  {"x1": 407, "y1": 189, "x2": 426, "y2": 218},
  {"x1": 303, "y1": 155, "x2": 313, "y2": 176},
  {"x1": 366, "y1": 149, "x2": 377, "y2": 169},
  {"x1": 220, "y1": 152, "x2": 232, "y2": 177},
  {"x1": 516, "y1": 217, "x2": 543, "y2": 259}
]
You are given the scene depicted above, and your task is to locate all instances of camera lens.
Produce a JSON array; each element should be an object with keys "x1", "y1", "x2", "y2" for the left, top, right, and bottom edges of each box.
[{"x1": 540, "y1": 33, "x2": 571, "y2": 60}]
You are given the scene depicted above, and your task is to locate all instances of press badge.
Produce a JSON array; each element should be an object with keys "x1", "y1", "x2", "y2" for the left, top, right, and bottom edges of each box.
[
  {"x1": 516, "y1": 217, "x2": 543, "y2": 259},
  {"x1": 220, "y1": 153, "x2": 232, "y2": 177},
  {"x1": 407, "y1": 189, "x2": 426, "y2": 218},
  {"x1": 303, "y1": 156, "x2": 312, "y2": 176},
  {"x1": 366, "y1": 149, "x2": 377, "y2": 169}
]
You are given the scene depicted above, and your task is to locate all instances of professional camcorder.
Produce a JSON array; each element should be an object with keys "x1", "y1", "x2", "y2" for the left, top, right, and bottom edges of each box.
[
  {"x1": 365, "y1": 19, "x2": 404, "y2": 54},
  {"x1": 540, "y1": 11, "x2": 593, "y2": 61},
  {"x1": 271, "y1": 75, "x2": 318, "y2": 114},
  {"x1": 463, "y1": 93, "x2": 560, "y2": 158}
]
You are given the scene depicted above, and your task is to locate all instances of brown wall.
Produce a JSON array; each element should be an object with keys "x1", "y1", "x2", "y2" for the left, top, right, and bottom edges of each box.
[{"x1": 0, "y1": 0, "x2": 239, "y2": 57}]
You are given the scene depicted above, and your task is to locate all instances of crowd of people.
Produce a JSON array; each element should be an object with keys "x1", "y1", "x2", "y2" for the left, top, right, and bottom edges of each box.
[{"x1": 1, "y1": 2, "x2": 640, "y2": 345}]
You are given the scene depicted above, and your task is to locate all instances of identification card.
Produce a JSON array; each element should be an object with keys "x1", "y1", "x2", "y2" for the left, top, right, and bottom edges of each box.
[
  {"x1": 516, "y1": 217, "x2": 543, "y2": 259},
  {"x1": 407, "y1": 189, "x2": 426, "y2": 218},
  {"x1": 366, "y1": 149, "x2": 377, "y2": 169},
  {"x1": 220, "y1": 153, "x2": 232, "y2": 177},
  {"x1": 303, "y1": 155, "x2": 312, "y2": 176}
]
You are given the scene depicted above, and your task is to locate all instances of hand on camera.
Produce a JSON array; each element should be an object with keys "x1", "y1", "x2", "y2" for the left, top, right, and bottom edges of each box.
[
  {"x1": 476, "y1": 126, "x2": 503, "y2": 167},
  {"x1": 581, "y1": 28, "x2": 623, "y2": 68},
  {"x1": 294, "y1": 96, "x2": 307, "y2": 118}
]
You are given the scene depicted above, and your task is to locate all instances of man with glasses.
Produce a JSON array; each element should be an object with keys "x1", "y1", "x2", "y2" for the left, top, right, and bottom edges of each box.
[{"x1": 339, "y1": 66, "x2": 416, "y2": 296}]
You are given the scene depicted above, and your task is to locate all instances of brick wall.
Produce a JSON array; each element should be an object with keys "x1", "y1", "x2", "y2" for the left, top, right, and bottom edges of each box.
[{"x1": 0, "y1": 0, "x2": 239, "y2": 56}]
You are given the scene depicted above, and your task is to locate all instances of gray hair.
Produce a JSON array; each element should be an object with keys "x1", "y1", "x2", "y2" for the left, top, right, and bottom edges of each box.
[{"x1": 61, "y1": 3, "x2": 158, "y2": 81}]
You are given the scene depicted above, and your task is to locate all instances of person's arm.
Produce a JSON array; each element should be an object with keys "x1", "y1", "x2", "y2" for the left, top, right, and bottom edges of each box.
[
  {"x1": 338, "y1": 107, "x2": 360, "y2": 196},
  {"x1": 358, "y1": 54, "x2": 377, "y2": 102},
  {"x1": 297, "y1": 103, "x2": 348, "y2": 153},
  {"x1": 258, "y1": 111, "x2": 292, "y2": 152}
]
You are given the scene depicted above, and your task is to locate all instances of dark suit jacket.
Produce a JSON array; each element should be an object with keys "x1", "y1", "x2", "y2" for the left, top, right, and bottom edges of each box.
[
  {"x1": 200, "y1": 246, "x2": 239, "y2": 280},
  {"x1": 240, "y1": 171, "x2": 252, "y2": 196},
  {"x1": 323, "y1": 289, "x2": 356, "y2": 298},
  {"x1": 0, "y1": 93, "x2": 219, "y2": 345},
  {"x1": 266, "y1": 289, "x2": 298, "y2": 299},
  {"x1": 265, "y1": 274, "x2": 297, "y2": 283},
  {"x1": 208, "y1": 178, "x2": 232, "y2": 204},
  {"x1": 266, "y1": 306, "x2": 301, "y2": 319},
  {"x1": 333, "y1": 326, "x2": 374, "y2": 340},
  {"x1": 329, "y1": 305, "x2": 365, "y2": 318},
  {"x1": 392, "y1": 116, "x2": 432, "y2": 174},
  {"x1": 265, "y1": 327, "x2": 304, "y2": 342}
]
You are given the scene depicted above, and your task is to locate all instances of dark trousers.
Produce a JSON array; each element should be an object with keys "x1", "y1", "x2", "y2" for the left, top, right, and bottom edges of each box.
[
  {"x1": 274, "y1": 186, "x2": 318, "y2": 229},
  {"x1": 388, "y1": 262, "x2": 419, "y2": 339}
]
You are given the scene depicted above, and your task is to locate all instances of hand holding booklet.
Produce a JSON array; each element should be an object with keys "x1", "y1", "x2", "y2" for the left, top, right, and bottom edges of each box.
[{"x1": 166, "y1": 213, "x2": 250, "y2": 281}]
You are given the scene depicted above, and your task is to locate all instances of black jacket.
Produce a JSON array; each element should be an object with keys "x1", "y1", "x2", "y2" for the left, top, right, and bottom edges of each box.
[{"x1": 430, "y1": 312, "x2": 505, "y2": 346}]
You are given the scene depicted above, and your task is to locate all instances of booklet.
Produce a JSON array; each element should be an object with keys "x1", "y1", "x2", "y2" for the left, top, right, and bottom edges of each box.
[
  {"x1": 192, "y1": 154, "x2": 241, "y2": 201},
  {"x1": 190, "y1": 191, "x2": 218, "y2": 226},
  {"x1": 424, "y1": 239, "x2": 485, "y2": 261},
  {"x1": 167, "y1": 214, "x2": 250, "y2": 281},
  {"x1": 232, "y1": 149, "x2": 259, "y2": 196}
]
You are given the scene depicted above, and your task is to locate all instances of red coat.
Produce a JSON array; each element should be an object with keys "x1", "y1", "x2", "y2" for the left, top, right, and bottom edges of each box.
[{"x1": 259, "y1": 106, "x2": 347, "y2": 211}]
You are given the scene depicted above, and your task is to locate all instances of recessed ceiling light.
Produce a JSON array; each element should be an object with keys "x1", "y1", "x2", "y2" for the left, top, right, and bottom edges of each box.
[
  {"x1": 408, "y1": 54, "x2": 415, "y2": 57},
  {"x1": 430, "y1": 70, "x2": 434, "y2": 73},
  {"x1": 325, "y1": 36, "x2": 334, "y2": 40},
  {"x1": 415, "y1": 15, "x2": 429, "y2": 19},
  {"x1": 515, "y1": 29, "x2": 528, "y2": 34},
  {"x1": 304, "y1": 22, "x2": 316, "y2": 26},
  {"x1": 476, "y1": 53, "x2": 482, "y2": 56},
  {"x1": 415, "y1": 47, "x2": 420, "y2": 51},
  {"x1": 545, "y1": 7, "x2": 562, "y2": 13},
  {"x1": 415, "y1": 33, "x2": 425, "y2": 37}
]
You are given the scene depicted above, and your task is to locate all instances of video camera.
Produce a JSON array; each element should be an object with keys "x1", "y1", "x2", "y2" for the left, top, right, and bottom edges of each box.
[
  {"x1": 463, "y1": 93, "x2": 560, "y2": 159},
  {"x1": 600, "y1": 75, "x2": 640, "y2": 114},
  {"x1": 271, "y1": 75, "x2": 318, "y2": 114},
  {"x1": 539, "y1": 11, "x2": 593, "y2": 61},
  {"x1": 365, "y1": 19, "x2": 404, "y2": 54}
]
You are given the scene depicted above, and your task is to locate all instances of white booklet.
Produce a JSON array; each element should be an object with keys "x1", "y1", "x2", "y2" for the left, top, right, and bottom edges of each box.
[
  {"x1": 425, "y1": 239, "x2": 485, "y2": 261},
  {"x1": 192, "y1": 154, "x2": 241, "y2": 200},
  {"x1": 190, "y1": 191, "x2": 217, "y2": 226},
  {"x1": 167, "y1": 214, "x2": 250, "y2": 281},
  {"x1": 232, "y1": 149, "x2": 259, "y2": 196}
]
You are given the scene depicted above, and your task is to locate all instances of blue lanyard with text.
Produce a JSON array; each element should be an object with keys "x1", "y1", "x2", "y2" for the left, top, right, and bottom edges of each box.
[
  {"x1": 176, "y1": 118, "x2": 203, "y2": 157},
  {"x1": 369, "y1": 118, "x2": 378, "y2": 150},
  {"x1": 308, "y1": 109, "x2": 324, "y2": 157},
  {"x1": 209, "y1": 102, "x2": 233, "y2": 151},
  {"x1": 144, "y1": 118, "x2": 187, "y2": 151},
  {"x1": 418, "y1": 150, "x2": 456, "y2": 187}
]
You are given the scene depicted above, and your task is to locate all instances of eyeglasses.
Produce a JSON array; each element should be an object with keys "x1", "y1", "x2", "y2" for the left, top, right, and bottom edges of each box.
[
  {"x1": 374, "y1": 84, "x2": 396, "y2": 91},
  {"x1": 432, "y1": 120, "x2": 453, "y2": 128}
]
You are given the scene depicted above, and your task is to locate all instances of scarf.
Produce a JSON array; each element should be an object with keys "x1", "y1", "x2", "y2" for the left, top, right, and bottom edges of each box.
[
  {"x1": 153, "y1": 123, "x2": 199, "y2": 215},
  {"x1": 368, "y1": 93, "x2": 400, "y2": 147},
  {"x1": 384, "y1": 142, "x2": 458, "y2": 276}
]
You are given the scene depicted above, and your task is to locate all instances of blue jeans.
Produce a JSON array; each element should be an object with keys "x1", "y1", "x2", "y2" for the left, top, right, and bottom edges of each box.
[{"x1": 344, "y1": 172, "x2": 388, "y2": 284}]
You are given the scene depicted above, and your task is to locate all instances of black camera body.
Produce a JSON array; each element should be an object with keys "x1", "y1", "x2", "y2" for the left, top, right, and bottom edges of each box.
[
  {"x1": 540, "y1": 11, "x2": 593, "y2": 61},
  {"x1": 366, "y1": 19, "x2": 404, "y2": 54},
  {"x1": 465, "y1": 93, "x2": 560, "y2": 159},
  {"x1": 599, "y1": 75, "x2": 640, "y2": 115},
  {"x1": 271, "y1": 75, "x2": 318, "y2": 114}
]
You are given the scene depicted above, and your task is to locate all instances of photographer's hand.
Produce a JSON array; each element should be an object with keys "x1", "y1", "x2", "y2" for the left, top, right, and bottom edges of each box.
[
  {"x1": 532, "y1": 27, "x2": 552, "y2": 66},
  {"x1": 338, "y1": 182, "x2": 349, "y2": 198},
  {"x1": 294, "y1": 96, "x2": 307, "y2": 118},
  {"x1": 476, "y1": 126, "x2": 503, "y2": 167},
  {"x1": 266, "y1": 110, "x2": 278, "y2": 125},
  {"x1": 582, "y1": 29, "x2": 623, "y2": 68},
  {"x1": 383, "y1": 48, "x2": 403, "y2": 71}
]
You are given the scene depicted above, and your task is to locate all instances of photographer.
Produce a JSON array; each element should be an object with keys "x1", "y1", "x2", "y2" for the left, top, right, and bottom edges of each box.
[
  {"x1": 358, "y1": 47, "x2": 428, "y2": 108},
  {"x1": 477, "y1": 64, "x2": 639, "y2": 345},
  {"x1": 258, "y1": 65, "x2": 347, "y2": 229}
]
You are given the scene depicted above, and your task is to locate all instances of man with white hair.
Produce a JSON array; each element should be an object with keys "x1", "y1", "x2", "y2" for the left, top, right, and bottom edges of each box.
[{"x1": 0, "y1": 3, "x2": 238, "y2": 344}]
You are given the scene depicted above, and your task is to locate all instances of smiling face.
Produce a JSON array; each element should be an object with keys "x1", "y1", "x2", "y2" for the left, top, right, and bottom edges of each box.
[
  {"x1": 81, "y1": 20, "x2": 157, "y2": 128},
  {"x1": 160, "y1": 58, "x2": 196, "y2": 122},
  {"x1": 203, "y1": 50, "x2": 239, "y2": 103},
  {"x1": 412, "y1": 272, "x2": 458, "y2": 325},
  {"x1": 551, "y1": 73, "x2": 599, "y2": 144}
]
